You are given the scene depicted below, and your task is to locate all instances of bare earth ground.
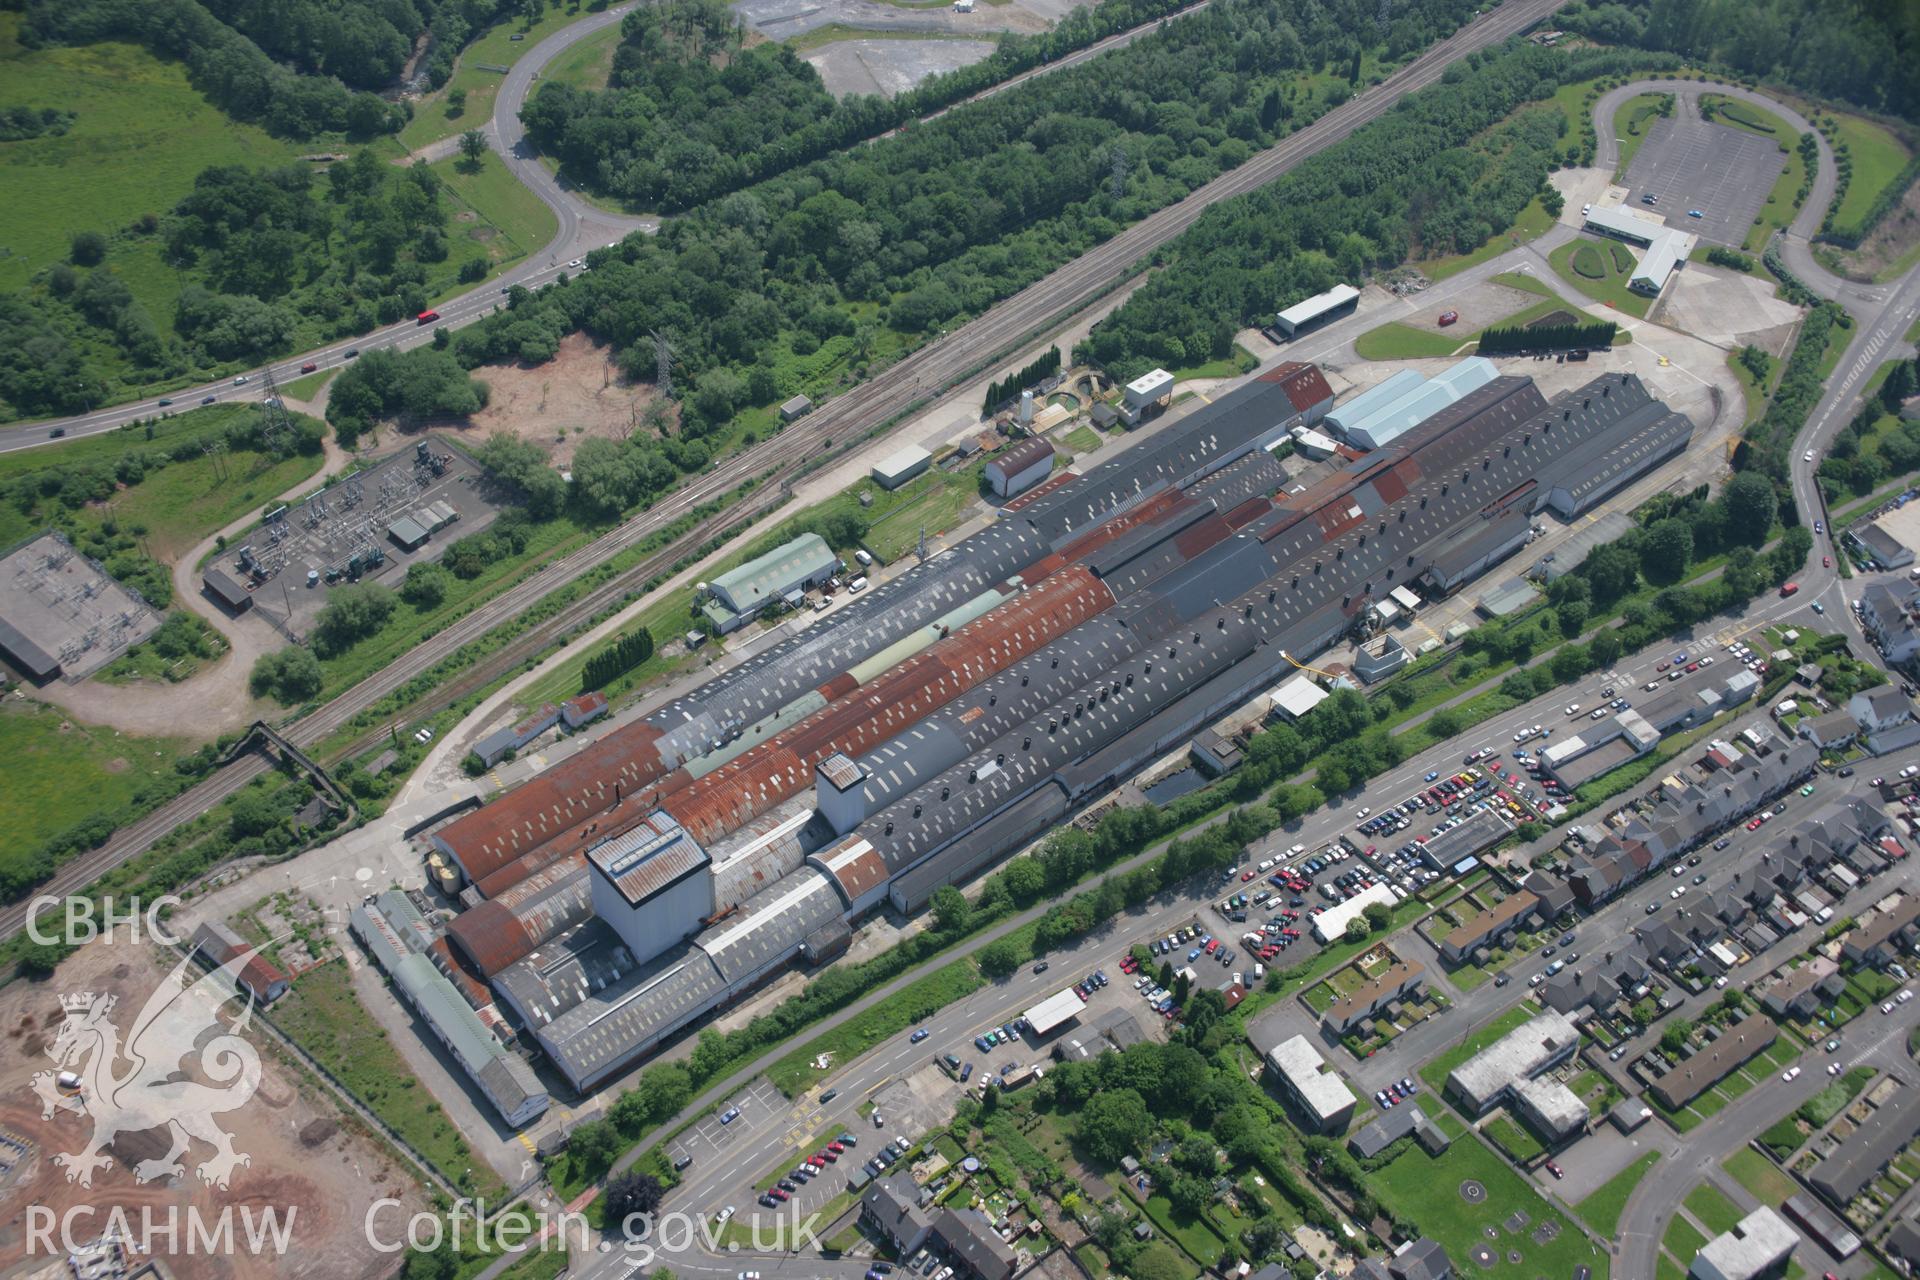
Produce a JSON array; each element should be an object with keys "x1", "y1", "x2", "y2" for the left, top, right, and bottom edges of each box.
[
  {"x1": 1398, "y1": 277, "x2": 1541, "y2": 334},
  {"x1": 0, "y1": 940, "x2": 427, "y2": 1279},
  {"x1": 465, "y1": 332, "x2": 665, "y2": 467}
]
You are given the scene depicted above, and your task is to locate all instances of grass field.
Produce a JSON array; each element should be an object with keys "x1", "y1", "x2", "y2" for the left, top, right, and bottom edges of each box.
[
  {"x1": 266, "y1": 960, "x2": 506, "y2": 1200},
  {"x1": 0, "y1": 405, "x2": 326, "y2": 560},
  {"x1": 543, "y1": 22, "x2": 622, "y2": 91},
  {"x1": 0, "y1": 699, "x2": 183, "y2": 857},
  {"x1": 1828, "y1": 112, "x2": 1914, "y2": 234},
  {"x1": 1372, "y1": 1126, "x2": 1609, "y2": 1279},
  {"x1": 0, "y1": 14, "x2": 308, "y2": 297},
  {"x1": 1613, "y1": 93, "x2": 1671, "y2": 175},
  {"x1": 397, "y1": 2, "x2": 600, "y2": 151},
  {"x1": 1682, "y1": 1183, "x2": 1744, "y2": 1237},
  {"x1": 1660, "y1": 1213, "x2": 1707, "y2": 1272},
  {"x1": 766, "y1": 958, "x2": 985, "y2": 1096},
  {"x1": 1575, "y1": 1150, "x2": 1660, "y2": 1238},
  {"x1": 1167, "y1": 342, "x2": 1259, "y2": 383},
  {"x1": 1548, "y1": 237, "x2": 1652, "y2": 318},
  {"x1": 1722, "y1": 1148, "x2": 1799, "y2": 1207},
  {"x1": 431, "y1": 150, "x2": 560, "y2": 275},
  {"x1": 279, "y1": 369, "x2": 334, "y2": 402},
  {"x1": 1062, "y1": 426, "x2": 1103, "y2": 455},
  {"x1": 1482, "y1": 1112, "x2": 1545, "y2": 1162}
]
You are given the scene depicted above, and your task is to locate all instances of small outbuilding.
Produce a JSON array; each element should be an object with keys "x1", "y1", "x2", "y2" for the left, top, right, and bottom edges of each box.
[
  {"x1": 985, "y1": 439, "x2": 1055, "y2": 499},
  {"x1": 780, "y1": 395, "x2": 813, "y2": 423},
  {"x1": 203, "y1": 566, "x2": 253, "y2": 614},
  {"x1": 872, "y1": 446, "x2": 933, "y2": 491}
]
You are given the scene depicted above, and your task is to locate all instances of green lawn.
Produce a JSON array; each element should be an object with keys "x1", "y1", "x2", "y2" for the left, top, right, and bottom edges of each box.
[
  {"x1": 431, "y1": 150, "x2": 561, "y2": 277},
  {"x1": 1548, "y1": 237, "x2": 1653, "y2": 318},
  {"x1": 1483, "y1": 1112, "x2": 1546, "y2": 1162},
  {"x1": 766, "y1": 958, "x2": 984, "y2": 1095},
  {"x1": 1353, "y1": 298, "x2": 1572, "y2": 362},
  {"x1": 1682, "y1": 1183, "x2": 1745, "y2": 1237},
  {"x1": 1613, "y1": 93, "x2": 1671, "y2": 175},
  {"x1": 542, "y1": 21, "x2": 622, "y2": 91},
  {"x1": 279, "y1": 368, "x2": 335, "y2": 402},
  {"x1": 265, "y1": 959, "x2": 506, "y2": 1199},
  {"x1": 1371, "y1": 1128, "x2": 1609, "y2": 1279},
  {"x1": 1722, "y1": 1148, "x2": 1799, "y2": 1207},
  {"x1": 1062, "y1": 426, "x2": 1103, "y2": 455},
  {"x1": 1828, "y1": 111, "x2": 1914, "y2": 234},
  {"x1": 397, "y1": 2, "x2": 600, "y2": 151},
  {"x1": 0, "y1": 13, "x2": 310, "y2": 298},
  {"x1": 87, "y1": 441, "x2": 323, "y2": 563},
  {"x1": 1661, "y1": 1213, "x2": 1707, "y2": 1272},
  {"x1": 0, "y1": 698, "x2": 185, "y2": 857},
  {"x1": 1576, "y1": 1150, "x2": 1660, "y2": 1238},
  {"x1": 1419, "y1": 192, "x2": 1557, "y2": 282},
  {"x1": 1166, "y1": 343, "x2": 1259, "y2": 383},
  {"x1": 862, "y1": 463, "x2": 987, "y2": 563}
]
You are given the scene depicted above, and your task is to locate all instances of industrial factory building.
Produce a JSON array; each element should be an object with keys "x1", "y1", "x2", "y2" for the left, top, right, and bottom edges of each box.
[{"x1": 414, "y1": 362, "x2": 1694, "y2": 1094}]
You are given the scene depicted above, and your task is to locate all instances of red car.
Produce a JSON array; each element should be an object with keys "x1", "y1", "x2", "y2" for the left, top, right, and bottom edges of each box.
[
  {"x1": 1822, "y1": 555, "x2": 1831, "y2": 567},
  {"x1": 1242, "y1": 870, "x2": 1256, "y2": 881},
  {"x1": 1544, "y1": 1160, "x2": 1564, "y2": 1180},
  {"x1": 1438, "y1": 310, "x2": 1459, "y2": 326},
  {"x1": 300, "y1": 361, "x2": 318, "y2": 373}
]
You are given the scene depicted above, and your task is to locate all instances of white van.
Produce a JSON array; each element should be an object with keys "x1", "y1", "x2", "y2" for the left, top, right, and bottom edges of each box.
[
  {"x1": 1253, "y1": 963, "x2": 1265, "y2": 980},
  {"x1": 854, "y1": 549, "x2": 874, "y2": 566},
  {"x1": 849, "y1": 575, "x2": 868, "y2": 592}
]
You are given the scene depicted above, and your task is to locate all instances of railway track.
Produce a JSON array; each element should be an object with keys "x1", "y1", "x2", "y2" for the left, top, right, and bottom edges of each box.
[{"x1": 0, "y1": 0, "x2": 1561, "y2": 941}]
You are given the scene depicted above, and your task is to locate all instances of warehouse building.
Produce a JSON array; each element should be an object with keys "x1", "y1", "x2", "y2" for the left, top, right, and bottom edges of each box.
[
  {"x1": 1339, "y1": 358, "x2": 1499, "y2": 452},
  {"x1": 872, "y1": 446, "x2": 933, "y2": 491},
  {"x1": 1275, "y1": 284, "x2": 1359, "y2": 338},
  {"x1": 1848, "y1": 521, "x2": 1916, "y2": 571},
  {"x1": 702, "y1": 532, "x2": 839, "y2": 632},
  {"x1": 1326, "y1": 370, "x2": 1424, "y2": 437},
  {"x1": 425, "y1": 362, "x2": 1697, "y2": 1093},
  {"x1": 1264, "y1": 1035, "x2": 1357, "y2": 1132},
  {"x1": 985, "y1": 439, "x2": 1056, "y2": 499}
]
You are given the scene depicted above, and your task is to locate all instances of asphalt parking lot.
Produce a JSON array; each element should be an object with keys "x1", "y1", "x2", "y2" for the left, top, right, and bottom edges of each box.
[{"x1": 1619, "y1": 117, "x2": 1786, "y2": 248}]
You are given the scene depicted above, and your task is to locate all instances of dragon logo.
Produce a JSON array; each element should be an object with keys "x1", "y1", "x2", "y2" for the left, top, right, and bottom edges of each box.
[{"x1": 31, "y1": 949, "x2": 262, "y2": 1190}]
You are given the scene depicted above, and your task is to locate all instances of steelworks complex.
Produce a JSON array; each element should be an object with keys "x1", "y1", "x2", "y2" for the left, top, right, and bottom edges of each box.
[{"x1": 373, "y1": 359, "x2": 1694, "y2": 1106}]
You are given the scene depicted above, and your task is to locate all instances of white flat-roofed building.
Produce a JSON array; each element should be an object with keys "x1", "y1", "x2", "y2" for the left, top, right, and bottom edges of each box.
[
  {"x1": 1581, "y1": 205, "x2": 1695, "y2": 296},
  {"x1": 1276, "y1": 284, "x2": 1359, "y2": 338},
  {"x1": 1311, "y1": 881, "x2": 1397, "y2": 943},
  {"x1": 1265, "y1": 1034, "x2": 1357, "y2": 1132},
  {"x1": 1023, "y1": 989, "x2": 1085, "y2": 1038},
  {"x1": 873, "y1": 445, "x2": 933, "y2": 490},
  {"x1": 1268, "y1": 672, "x2": 1329, "y2": 721},
  {"x1": 1690, "y1": 1206, "x2": 1799, "y2": 1280}
]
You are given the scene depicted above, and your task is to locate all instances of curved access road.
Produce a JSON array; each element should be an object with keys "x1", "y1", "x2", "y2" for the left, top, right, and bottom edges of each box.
[
  {"x1": 1589, "y1": 79, "x2": 1896, "y2": 315},
  {"x1": 0, "y1": 0, "x2": 1563, "y2": 944},
  {"x1": 0, "y1": 3, "x2": 658, "y2": 456}
]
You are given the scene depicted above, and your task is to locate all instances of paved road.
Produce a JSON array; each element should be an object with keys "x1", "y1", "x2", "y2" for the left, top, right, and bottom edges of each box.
[
  {"x1": 1588, "y1": 80, "x2": 1880, "y2": 311},
  {"x1": 0, "y1": 0, "x2": 1565, "y2": 943},
  {"x1": 1615, "y1": 988, "x2": 1920, "y2": 1280}
]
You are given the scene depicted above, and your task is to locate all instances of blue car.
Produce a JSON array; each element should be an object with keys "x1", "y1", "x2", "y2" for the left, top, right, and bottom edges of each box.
[{"x1": 910, "y1": 1027, "x2": 929, "y2": 1043}]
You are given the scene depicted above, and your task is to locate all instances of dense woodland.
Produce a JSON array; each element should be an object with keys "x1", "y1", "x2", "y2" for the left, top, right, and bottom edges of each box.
[
  {"x1": 1083, "y1": 45, "x2": 1677, "y2": 379},
  {"x1": 1556, "y1": 0, "x2": 1920, "y2": 121},
  {"x1": 0, "y1": 153, "x2": 482, "y2": 418},
  {"x1": 523, "y1": 0, "x2": 1220, "y2": 212},
  {"x1": 331, "y1": 0, "x2": 1486, "y2": 452}
]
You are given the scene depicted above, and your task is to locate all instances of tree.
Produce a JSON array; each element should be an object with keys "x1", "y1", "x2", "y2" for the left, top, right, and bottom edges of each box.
[
  {"x1": 1166, "y1": 1175, "x2": 1213, "y2": 1215},
  {"x1": 400, "y1": 562, "x2": 451, "y2": 609},
  {"x1": 1002, "y1": 857, "x2": 1047, "y2": 903},
  {"x1": 605, "y1": 1171, "x2": 664, "y2": 1226},
  {"x1": 70, "y1": 230, "x2": 108, "y2": 266},
  {"x1": 1580, "y1": 541, "x2": 1640, "y2": 602},
  {"x1": 977, "y1": 939, "x2": 1022, "y2": 979},
  {"x1": 1361, "y1": 902, "x2": 1391, "y2": 932},
  {"x1": 1720, "y1": 471, "x2": 1778, "y2": 547},
  {"x1": 250, "y1": 646, "x2": 324, "y2": 704},
  {"x1": 1660, "y1": 1020, "x2": 1694, "y2": 1056},
  {"x1": 312, "y1": 582, "x2": 397, "y2": 655},
  {"x1": 1640, "y1": 517, "x2": 1694, "y2": 586},
  {"x1": 458, "y1": 129, "x2": 489, "y2": 170},
  {"x1": 446, "y1": 87, "x2": 468, "y2": 117},
  {"x1": 1078, "y1": 1087, "x2": 1151, "y2": 1163},
  {"x1": 567, "y1": 1119, "x2": 621, "y2": 1173},
  {"x1": 931, "y1": 885, "x2": 971, "y2": 933},
  {"x1": 1630, "y1": 998, "x2": 1659, "y2": 1026},
  {"x1": 1343, "y1": 918, "x2": 1368, "y2": 944}
]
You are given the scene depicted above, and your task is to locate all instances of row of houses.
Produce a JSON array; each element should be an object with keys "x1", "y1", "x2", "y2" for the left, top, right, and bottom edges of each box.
[
  {"x1": 1790, "y1": 681, "x2": 1918, "y2": 757},
  {"x1": 1535, "y1": 731, "x2": 1820, "y2": 910},
  {"x1": 1539, "y1": 795, "x2": 1897, "y2": 1020},
  {"x1": 861, "y1": 1176, "x2": 1023, "y2": 1280}
]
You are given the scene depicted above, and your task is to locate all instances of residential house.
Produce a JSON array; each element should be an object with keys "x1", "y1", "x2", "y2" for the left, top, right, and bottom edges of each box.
[
  {"x1": 1350, "y1": 1237, "x2": 1453, "y2": 1280},
  {"x1": 1757, "y1": 957, "x2": 1846, "y2": 1020},
  {"x1": 1842, "y1": 896, "x2": 1920, "y2": 968},
  {"x1": 1797, "y1": 711, "x2": 1860, "y2": 752},
  {"x1": 1323, "y1": 961, "x2": 1426, "y2": 1036},
  {"x1": 936, "y1": 1208, "x2": 1020, "y2": 1280},
  {"x1": 1851, "y1": 687, "x2": 1914, "y2": 735},
  {"x1": 1438, "y1": 890, "x2": 1541, "y2": 965},
  {"x1": 863, "y1": 1176, "x2": 934, "y2": 1256}
]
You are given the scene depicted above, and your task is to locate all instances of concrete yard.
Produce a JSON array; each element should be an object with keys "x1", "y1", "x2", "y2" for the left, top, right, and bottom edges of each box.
[
  {"x1": 1398, "y1": 276, "x2": 1555, "y2": 335},
  {"x1": 803, "y1": 36, "x2": 999, "y2": 99},
  {"x1": 1620, "y1": 117, "x2": 1788, "y2": 249},
  {"x1": 732, "y1": 0, "x2": 1056, "y2": 43},
  {"x1": 1658, "y1": 261, "x2": 1805, "y2": 356},
  {"x1": 0, "y1": 532, "x2": 163, "y2": 683}
]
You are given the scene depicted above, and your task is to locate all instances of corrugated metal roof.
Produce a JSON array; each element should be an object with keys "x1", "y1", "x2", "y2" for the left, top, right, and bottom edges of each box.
[
  {"x1": 812, "y1": 835, "x2": 891, "y2": 907},
  {"x1": 586, "y1": 811, "x2": 709, "y2": 907},
  {"x1": 710, "y1": 533, "x2": 836, "y2": 610},
  {"x1": 1326, "y1": 369, "x2": 1425, "y2": 432},
  {"x1": 986, "y1": 438, "x2": 1055, "y2": 481}
]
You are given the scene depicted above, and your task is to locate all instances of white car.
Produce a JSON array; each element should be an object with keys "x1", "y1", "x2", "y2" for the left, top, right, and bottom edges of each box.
[
  {"x1": 1828, "y1": 1063, "x2": 1842, "y2": 1076},
  {"x1": 1564, "y1": 703, "x2": 1581, "y2": 717},
  {"x1": 1884, "y1": 1001, "x2": 1897, "y2": 1014},
  {"x1": 1900, "y1": 990, "x2": 1915, "y2": 1004},
  {"x1": 1670, "y1": 885, "x2": 1686, "y2": 899},
  {"x1": 716, "y1": 1207, "x2": 735, "y2": 1225},
  {"x1": 1782, "y1": 1066, "x2": 1802, "y2": 1082},
  {"x1": 414, "y1": 726, "x2": 434, "y2": 744},
  {"x1": 1356, "y1": 807, "x2": 1372, "y2": 819},
  {"x1": 567, "y1": 258, "x2": 582, "y2": 268}
]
